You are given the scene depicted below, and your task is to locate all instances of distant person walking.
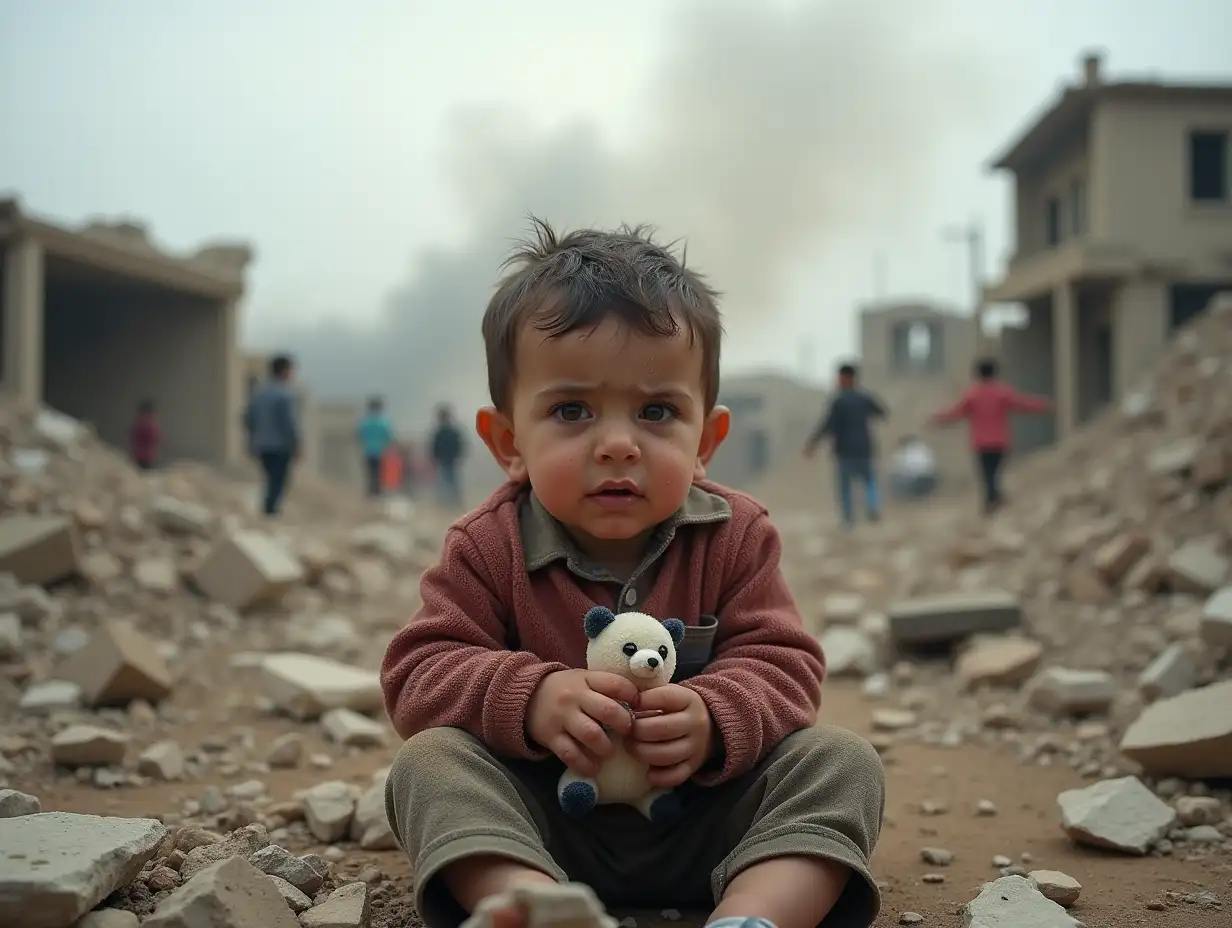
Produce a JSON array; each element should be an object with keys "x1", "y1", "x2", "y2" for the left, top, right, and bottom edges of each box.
[
  {"x1": 357, "y1": 396, "x2": 395, "y2": 498},
  {"x1": 129, "y1": 399, "x2": 161, "y2": 471},
  {"x1": 243, "y1": 354, "x2": 300, "y2": 516},
  {"x1": 428, "y1": 403, "x2": 466, "y2": 508},
  {"x1": 803, "y1": 362, "x2": 888, "y2": 528},
  {"x1": 929, "y1": 357, "x2": 1050, "y2": 514}
]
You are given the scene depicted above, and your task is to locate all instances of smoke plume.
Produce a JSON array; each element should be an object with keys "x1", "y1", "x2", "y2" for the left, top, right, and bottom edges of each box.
[{"x1": 251, "y1": 0, "x2": 1008, "y2": 428}]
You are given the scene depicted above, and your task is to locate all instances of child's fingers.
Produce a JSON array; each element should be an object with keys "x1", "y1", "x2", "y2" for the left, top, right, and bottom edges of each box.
[
  {"x1": 579, "y1": 691, "x2": 633, "y2": 734},
  {"x1": 552, "y1": 732, "x2": 601, "y2": 778},
  {"x1": 630, "y1": 710, "x2": 691, "y2": 743},
  {"x1": 563, "y1": 710, "x2": 613, "y2": 763},
  {"x1": 628, "y1": 735, "x2": 691, "y2": 767},
  {"x1": 646, "y1": 759, "x2": 695, "y2": 789}
]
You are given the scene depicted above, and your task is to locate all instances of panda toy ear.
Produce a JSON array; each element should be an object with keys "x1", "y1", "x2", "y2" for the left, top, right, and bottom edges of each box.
[
  {"x1": 583, "y1": 605, "x2": 616, "y2": 640},
  {"x1": 662, "y1": 618, "x2": 685, "y2": 645}
]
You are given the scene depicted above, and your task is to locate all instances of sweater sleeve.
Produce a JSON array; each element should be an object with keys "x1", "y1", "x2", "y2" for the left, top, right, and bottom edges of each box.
[
  {"x1": 379, "y1": 526, "x2": 569, "y2": 758},
  {"x1": 681, "y1": 511, "x2": 825, "y2": 784}
]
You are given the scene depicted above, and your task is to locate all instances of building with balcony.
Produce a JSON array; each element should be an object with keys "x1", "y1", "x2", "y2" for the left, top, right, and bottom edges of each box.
[{"x1": 986, "y1": 52, "x2": 1232, "y2": 453}]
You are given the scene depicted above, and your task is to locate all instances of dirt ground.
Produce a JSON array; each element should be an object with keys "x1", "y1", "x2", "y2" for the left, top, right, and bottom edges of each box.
[{"x1": 10, "y1": 481, "x2": 1231, "y2": 927}]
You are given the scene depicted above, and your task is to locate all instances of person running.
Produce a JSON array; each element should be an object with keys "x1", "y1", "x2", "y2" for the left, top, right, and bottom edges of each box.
[
  {"x1": 803, "y1": 362, "x2": 888, "y2": 528},
  {"x1": 929, "y1": 357, "x2": 1050, "y2": 514}
]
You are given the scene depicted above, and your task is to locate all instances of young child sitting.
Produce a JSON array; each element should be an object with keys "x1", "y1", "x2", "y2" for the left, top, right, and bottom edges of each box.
[{"x1": 379, "y1": 219, "x2": 886, "y2": 928}]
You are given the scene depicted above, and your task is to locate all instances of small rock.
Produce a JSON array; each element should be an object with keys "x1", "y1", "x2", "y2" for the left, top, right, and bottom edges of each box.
[
  {"x1": 1058, "y1": 776, "x2": 1177, "y2": 854},
  {"x1": 0, "y1": 788, "x2": 42, "y2": 817},
  {"x1": 51, "y1": 725, "x2": 129, "y2": 767},
  {"x1": 1029, "y1": 870, "x2": 1082, "y2": 907},
  {"x1": 300, "y1": 881, "x2": 371, "y2": 928},
  {"x1": 963, "y1": 875, "x2": 1079, "y2": 927},
  {"x1": 920, "y1": 847, "x2": 953, "y2": 866}
]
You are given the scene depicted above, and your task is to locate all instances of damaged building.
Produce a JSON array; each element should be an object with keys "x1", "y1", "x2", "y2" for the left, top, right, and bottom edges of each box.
[
  {"x1": 0, "y1": 197, "x2": 252, "y2": 466},
  {"x1": 987, "y1": 53, "x2": 1232, "y2": 454}
]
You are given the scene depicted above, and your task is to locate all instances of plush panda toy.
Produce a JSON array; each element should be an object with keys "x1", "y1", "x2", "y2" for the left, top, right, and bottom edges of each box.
[{"x1": 557, "y1": 605, "x2": 685, "y2": 823}]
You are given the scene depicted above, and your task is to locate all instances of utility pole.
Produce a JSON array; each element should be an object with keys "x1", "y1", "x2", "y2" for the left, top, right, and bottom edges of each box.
[{"x1": 942, "y1": 218, "x2": 991, "y2": 355}]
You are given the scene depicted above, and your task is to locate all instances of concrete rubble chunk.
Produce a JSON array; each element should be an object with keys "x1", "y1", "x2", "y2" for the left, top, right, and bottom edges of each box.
[
  {"x1": 963, "y1": 875, "x2": 1080, "y2": 927},
  {"x1": 303, "y1": 780, "x2": 357, "y2": 843},
  {"x1": 1199, "y1": 586, "x2": 1232, "y2": 648},
  {"x1": 1137, "y1": 643, "x2": 1195, "y2": 702},
  {"x1": 300, "y1": 881, "x2": 371, "y2": 928},
  {"x1": 462, "y1": 882, "x2": 616, "y2": 928},
  {"x1": 1028, "y1": 870, "x2": 1082, "y2": 908},
  {"x1": 0, "y1": 515, "x2": 82, "y2": 586},
  {"x1": 1092, "y1": 531, "x2": 1149, "y2": 584},
  {"x1": 55, "y1": 618, "x2": 174, "y2": 706},
  {"x1": 956, "y1": 636, "x2": 1043, "y2": 690},
  {"x1": 822, "y1": 593, "x2": 865, "y2": 624},
  {"x1": 0, "y1": 811, "x2": 166, "y2": 928},
  {"x1": 321, "y1": 707, "x2": 388, "y2": 747},
  {"x1": 1165, "y1": 537, "x2": 1228, "y2": 596},
  {"x1": 887, "y1": 590, "x2": 1021, "y2": 646},
  {"x1": 1118, "y1": 680, "x2": 1232, "y2": 778},
  {"x1": 150, "y1": 496, "x2": 213, "y2": 536},
  {"x1": 1057, "y1": 775, "x2": 1176, "y2": 854},
  {"x1": 267, "y1": 874, "x2": 312, "y2": 912},
  {"x1": 249, "y1": 844, "x2": 325, "y2": 895},
  {"x1": 350, "y1": 780, "x2": 397, "y2": 851},
  {"x1": 143, "y1": 855, "x2": 301, "y2": 928},
  {"x1": 179, "y1": 822, "x2": 271, "y2": 881},
  {"x1": 819, "y1": 627, "x2": 877, "y2": 677},
  {"x1": 1027, "y1": 667, "x2": 1116, "y2": 715},
  {"x1": 261, "y1": 652, "x2": 383, "y2": 720},
  {"x1": 138, "y1": 740, "x2": 185, "y2": 781},
  {"x1": 51, "y1": 725, "x2": 129, "y2": 767},
  {"x1": 19, "y1": 679, "x2": 82, "y2": 714},
  {"x1": 1146, "y1": 438, "x2": 1202, "y2": 478},
  {"x1": 75, "y1": 911, "x2": 140, "y2": 928},
  {"x1": 192, "y1": 530, "x2": 305, "y2": 611},
  {"x1": 0, "y1": 788, "x2": 42, "y2": 817}
]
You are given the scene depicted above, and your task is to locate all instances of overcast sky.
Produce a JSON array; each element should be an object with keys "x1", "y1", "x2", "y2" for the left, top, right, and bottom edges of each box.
[{"x1": 2, "y1": 0, "x2": 1229, "y2": 427}]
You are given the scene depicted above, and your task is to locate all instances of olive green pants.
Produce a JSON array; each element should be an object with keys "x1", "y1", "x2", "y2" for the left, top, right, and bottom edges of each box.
[{"x1": 384, "y1": 725, "x2": 885, "y2": 928}]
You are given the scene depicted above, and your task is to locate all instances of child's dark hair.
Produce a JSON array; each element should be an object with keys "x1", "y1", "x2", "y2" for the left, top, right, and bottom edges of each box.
[
  {"x1": 269, "y1": 354, "x2": 293, "y2": 378},
  {"x1": 480, "y1": 217, "x2": 724, "y2": 412},
  {"x1": 838, "y1": 362, "x2": 858, "y2": 379},
  {"x1": 975, "y1": 358, "x2": 998, "y2": 380}
]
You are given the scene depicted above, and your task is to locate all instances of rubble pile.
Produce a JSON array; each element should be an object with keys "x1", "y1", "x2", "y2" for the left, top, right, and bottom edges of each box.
[{"x1": 779, "y1": 298, "x2": 1232, "y2": 869}]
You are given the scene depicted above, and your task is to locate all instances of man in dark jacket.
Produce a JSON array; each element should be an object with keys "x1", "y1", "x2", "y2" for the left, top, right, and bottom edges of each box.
[
  {"x1": 243, "y1": 354, "x2": 299, "y2": 516},
  {"x1": 803, "y1": 362, "x2": 888, "y2": 527},
  {"x1": 429, "y1": 403, "x2": 466, "y2": 508}
]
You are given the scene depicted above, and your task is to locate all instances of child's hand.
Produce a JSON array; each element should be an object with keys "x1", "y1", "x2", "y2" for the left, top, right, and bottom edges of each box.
[
  {"x1": 527, "y1": 669, "x2": 639, "y2": 777},
  {"x1": 629, "y1": 684, "x2": 717, "y2": 788}
]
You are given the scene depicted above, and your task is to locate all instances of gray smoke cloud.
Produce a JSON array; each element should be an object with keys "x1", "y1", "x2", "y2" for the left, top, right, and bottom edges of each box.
[{"x1": 250, "y1": 1, "x2": 1009, "y2": 429}]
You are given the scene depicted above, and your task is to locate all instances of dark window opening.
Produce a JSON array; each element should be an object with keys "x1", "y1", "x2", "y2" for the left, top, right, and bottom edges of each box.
[
  {"x1": 1189, "y1": 131, "x2": 1228, "y2": 202},
  {"x1": 1070, "y1": 178, "x2": 1086, "y2": 236},
  {"x1": 1045, "y1": 196, "x2": 1063, "y2": 246}
]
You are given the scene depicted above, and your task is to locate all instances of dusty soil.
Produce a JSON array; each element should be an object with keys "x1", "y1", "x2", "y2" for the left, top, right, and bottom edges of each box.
[{"x1": 18, "y1": 678, "x2": 1228, "y2": 928}]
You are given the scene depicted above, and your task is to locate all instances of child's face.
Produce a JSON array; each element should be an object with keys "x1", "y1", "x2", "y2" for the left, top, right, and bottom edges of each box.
[{"x1": 479, "y1": 314, "x2": 728, "y2": 561}]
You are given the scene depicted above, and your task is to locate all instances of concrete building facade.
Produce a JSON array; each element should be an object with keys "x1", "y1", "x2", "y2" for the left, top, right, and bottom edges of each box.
[
  {"x1": 857, "y1": 300, "x2": 980, "y2": 483},
  {"x1": 0, "y1": 197, "x2": 251, "y2": 465},
  {"x1": 707, "y1": 371, "x2": 826, "y2": 489},
  {"x1": 986, "y1": 53, "x2": 1232, "y2": 454}
]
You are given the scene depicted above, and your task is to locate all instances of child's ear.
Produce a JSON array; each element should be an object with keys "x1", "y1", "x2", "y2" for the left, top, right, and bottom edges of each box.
[
  {"x1": 476, "y1": 406, "x2": 527, "y2": 482},
  {"x1": 694, "y1": 405, "x2": 731, "y2": 480}
]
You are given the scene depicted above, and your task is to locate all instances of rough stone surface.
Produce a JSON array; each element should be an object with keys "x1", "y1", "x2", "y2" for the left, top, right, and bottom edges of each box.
[
  {"x1": 55, "y1": 619, "x2": 173, "y2": 707},
  {"x1": 0, "y1": 812, "x2": 165, "y2": 928},
  {"x1": 956, "y1": 636, "x2": 1043, "y2": 690},
  {"x1": 1200, "y1": 585, "x2": 1232, "y2": 648},
  {"x1": 299, "y1": 882, "x2": 371, "y2": 928},
  {"x1": 887, "y1": 591, "x2": 1021, "y2": 646},
  {"x1": 1136, "y1": 643, "x2": 1196, "y2": 702},
  {"x1": 1027, "y1": 667, "x2": 1116, "y2": 715},
  {"x1": 1028, "y1": 870, "x2": 1082, "y2": 908},
  {"x1": 0, "y1": 788, "x2": 42, "y2": 817},
  {"x1": 192, "y1": 531, "x2": 304, "y2": 611},
  {"x1": 1057, "y1": 776, "x2": 1177, "y2": 854},
  {"x1": 1118, "y1": 680, "x2": 1232, "y2": 778},
  {"x1": 143, "y1": 856, "x2": 301, "y2": 928},
  {"x1": 302, "y1": 780, "x2": 357, "y2": 843},
  {"x1": 261, "y1": 653, "x2": 382, "y2": 721},
  {"x1": 962, "y1": 875, "x2": 1079, "y2": 928}
]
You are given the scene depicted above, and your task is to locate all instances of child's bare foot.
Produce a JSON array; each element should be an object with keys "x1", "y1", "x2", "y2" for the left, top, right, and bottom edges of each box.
[{"x1": 462, "y1": 881, "x2": 616, "y2": 928}]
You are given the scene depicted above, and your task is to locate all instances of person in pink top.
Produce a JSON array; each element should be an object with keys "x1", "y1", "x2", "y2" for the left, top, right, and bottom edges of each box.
[
  {"x1": 380, "y1": 219, "x2": 885, "y2": 928},
  {"x1": 929, "y1": 358, "x2": 1050, "y2": 513}
]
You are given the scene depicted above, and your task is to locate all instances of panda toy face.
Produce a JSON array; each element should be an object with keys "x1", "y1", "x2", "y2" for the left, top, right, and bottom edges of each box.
[{"x1": 582, "y1": 605, "x2": 685, "y2": 691}]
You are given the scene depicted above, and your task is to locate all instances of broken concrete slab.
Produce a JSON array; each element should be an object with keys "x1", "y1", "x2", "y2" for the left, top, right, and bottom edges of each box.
[
  {"x1": 1057, "y1": 776, "x2": 1176, "y2": 854},
  {"x1": 149, "y1": 496, "x2": 212, "y2": 536},
  {"x1": 956, "y1": 636, "x2": 1042, "y2": 690},
  {"x1": 261, "y1": 652, "x2": 383, "y2": 720},
  {"x1": 143, "y1": 855, "x2": 300, "y2": 928},
  {"x1": 1092, "y1": 532, "x2": 1149, "y2": 585},
  {"x1": 1200, "y1": 586, "x2": 1232, "y2": 649},
  {"x1": 963, "y1": 875, "x2": 1079, "y2": 927},
  {"x1": 0, "y1": 812, "x2": 165, "y2": 928},
  {"x1": 1118, "y1": 680, "x2": 1232, "y2": 778},
  {"x1": 1027, "y1": 667, "x2": 1116, "y2": 715},
  {"x1": 1165, "y1": 537, "x2": 1228, "y2": 596},
  {"x1": 179, "y1": 822, "x2": 270, "y2": 881},
  {"x1": 192, "y1": 530, "x2": 304, "y2": 611},
  {"x1": 0, "y1": 788, "x2": 41, "y2": 817},
  {"x1": 887, "y1": 590, "x2": 1021, "y2": 646},
  {"x1": 321, "y1": 707, "x2": 388, "y2": 747},
  {"x1": 249, "y1": 844, "x2": 325, "y2": 895},
  {"x1": 300, "y1": 882, "x2": 371, "y2": 928},
  {"x1": 50, "y1": 725, "x2": 129, "y2": 767},
  {"x1": 18, "y1": 679, "x2": 82, "y2": 714},
  {"x1": 1137, "y1": 643, "x2": 1196, "y2": 702},
  {"x1": 55, "y1": 618, "x2": 174, "y2": 707},
  {"x1": 302, "y1": 780, "x2": 356, "y2": 843},
  {"x1": 0, "y1": 515, "x2": 81, "y2": 586}
]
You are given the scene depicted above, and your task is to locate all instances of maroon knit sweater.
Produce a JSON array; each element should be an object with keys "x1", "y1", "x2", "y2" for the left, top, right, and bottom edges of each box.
[{"x1": 379, "y1": 479, "x2": 825, "y2": 784}]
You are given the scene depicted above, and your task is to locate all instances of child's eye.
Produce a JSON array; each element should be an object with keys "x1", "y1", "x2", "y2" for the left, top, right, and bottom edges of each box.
[
  {"x1": 551, "y1": 402, "x2": 591, "y2": 423},
  {"x1": 640, "y1": 403, "x2": 677, "y2": 423}
]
